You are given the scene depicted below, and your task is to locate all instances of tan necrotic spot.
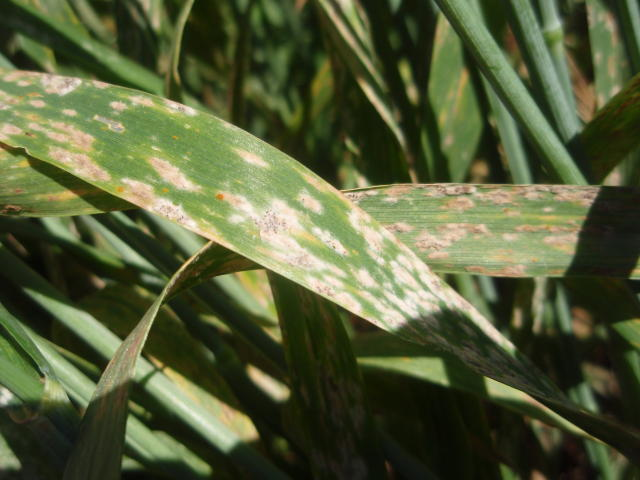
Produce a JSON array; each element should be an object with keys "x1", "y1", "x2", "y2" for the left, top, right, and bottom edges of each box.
[
  {"x1": 0, "y1": 124, "x2": 23, "y2": 139},
  {"x1": 130, "y1": 95, "x2": 155, "y2": 107},
  {"x1": 91, "y1": 80, "x2": 109, "y2": 89},
  {"x1": 428, "y1": 251, "x2": 450, "y2": 259},
  {"x1": 164, "y1": 99, "x2": 197, "y2": 116},
  {"x1": 3, "y1": 71, "x2": 32, "y2": 83},
  {"x1": 233, "y1": 147, "x2": 269, "y2": 168},
  {"x1": 29, "y1": 99, "x2": 46, "y2": 108},
  {"x1": 502, "y1": 233, "x2": 520, "y2": 241},
  {"x1": 62, "y1": 109, "x2": 77, "y2": 116},
  {"x1": 153, "y1": 198, "x2": 198, "y2": 229},
  {"x1": 311, "y1": 227, "x2": 348, "y2": 256},
  {"x1": 343, "y1": 190, "x2": 378, "y2": 203},
  {"x1": 444, "y1": 196, "x2": 475, "y2": 211},
  {"x1": 476, "y1": 189, "x2": 514, "y2": 204},
  {"x1": 46, "y1": 131, "x2": 70, "y2": 143},
  {"x1": 122, "y1": 178, "x2": 154, "y2": 204},
  {"x1": 48, "y1": 146, "x2": 110, "y2": 181},
  {"x1": 297, "y1": 190, "x2": 323, "y2": 214},
  {"x1": 354, "y1": 268, "x2": 376, "y2": 288},
  {"x1": 110, "y1": 101, "x2": 128, "y2": 111},
  {"x1": 334, "y1": 292, "x2": 363, "y2": 315},
  {"x1": 41, "y1": 75, "x2": 82, "y2": 96},
  {"x1": 148, "y1": 156, "x2": 201, "y2": 191},
  {"x1": 93, "y1": 115, "x2": 125, "y2": 133},
  {"x1": 50, "y1": 121, "x2": 94, "y2": 150},
  {"x1": 386, "y1": 222, "x2": 413, "y2": 233}
]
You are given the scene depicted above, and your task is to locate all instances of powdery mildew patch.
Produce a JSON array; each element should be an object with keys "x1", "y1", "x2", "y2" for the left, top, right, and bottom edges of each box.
[
  {"x1": 153, "y1": 197, "x2": 198, "y2": 230},
  {"x1": 110, "y1": 101, "x2": 128, "y2": 112},
  {"x1": 386, "y1": 222, "x2": 413, "y2": 233},
  {"x1": 444, "y1": 196, "x2": 475, "y2": 211},
  {"x1": 93, "y1": 114, "x2": 125, "y2": 133},
  {"x1": 130, "y1": 95, "x2": 155, "y2": 107},
  {"x1": 48, "y1": 146, "x2": 111, "y2": 181},
  {"x1": 41, "y1": 75, "x2": 82, "y2": 96},
  {"x1": 164, "y1": 99, "x2": 197, "y2": 116},
  {"x1": 297, "y1": 190, "x2": 323, "y2": 214},
  {"x1": 0, "y1": 70, "x2": 554, "y2": 399},
  {"x1": 353, "y1": 268, "x2": 375, "y2": 288},
  {"x1": 50, "y1": 121, "x2": 95, "y2": 151},
  {"x1": 312, "y1": 227, "x2": 348, "y2": 256},
  {"x1": 233, "y1": 147, "x2": 269, "y2": 168},
  {"x1": 121, "y1": 178, "x2": 155, "y2": 204},
  {"x1": 0, "y1": 123, "x2": 23, "y2": 141},
  {"x1": 148, "y1": 156, "x2": 200, "y2": 191}
]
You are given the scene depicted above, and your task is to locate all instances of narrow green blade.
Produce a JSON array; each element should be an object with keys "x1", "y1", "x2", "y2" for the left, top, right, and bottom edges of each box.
[{"x1": 269, "y1": 274, "x2": 386, "y2": 479}]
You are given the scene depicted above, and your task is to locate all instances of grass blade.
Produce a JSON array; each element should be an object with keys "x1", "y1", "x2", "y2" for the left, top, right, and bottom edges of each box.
[
  {"x1": 6, "y1": 147, "x2": 640, "y2": 279},
  {"x1": 269, "y1": 274, "x2": 386, "y2": 479},
  {"x1": 3, "y1": 71, "x2": 640, "y2": 457},
  {"x1": 581, "y1": 73, "x2": 640, "y2": 181},
  {"x1": 0, "y1": 244, "x2": 288, "y2": 477},
  {"x1": 433, "y1": 0, "x2": 586, "y2": 184},
  {"x1": 506, "y1": 0, "x2": 581, "y2": 144},
  {"x1": 63, "y1": 241, "x2": 286, "y2": 480}
]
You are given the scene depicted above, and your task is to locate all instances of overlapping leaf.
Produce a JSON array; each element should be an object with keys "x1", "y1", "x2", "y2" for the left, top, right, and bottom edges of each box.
[
  {"x1": 3, "y1": 151, "x2": 640, "y2": 280},
  {"x1": 2, "y1": 71, "x2": 640, "y2": 459}
]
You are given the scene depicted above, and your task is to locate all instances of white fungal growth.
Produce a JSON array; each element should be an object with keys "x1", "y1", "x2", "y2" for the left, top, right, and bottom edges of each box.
[
  {"x1": 3, "y1": 71, "x2": 30, "y2": 83},
  {"x1": 256, "y1": 200, "x2": 302, "y2": 236},
  {"x1": 122, "y1": 178, "x2": 155, "y2": 204},
  {"x1": 312, "y1": 227, "x2": 348, "y2": 256},
  {"x1": 27, "y1": 122, "x2": 46, "y2": 132},
  {"x1": 0, "y1": 124, "x2": 23, "y2": 141},
  {"x1": 0, "y1": 386, "x2": 14, "y2": 407},
  {"x1": 148, "y1": 156, "x2": 200, "y2": 191},
  {"x1": 222, "y1": 192, "x2": 258, "y2": 218},
  {"x1": 164, "y1": 99, "x2": 197, "y2": 116},
  {"x1": 93, "y1": 115, "x2": 125, "y2": 133},
  {"x1": 110, "y1": 101, "x2": 128, "y2": 111},
  {"x1": 233, "y1": 147, "x2": 269, "y2": 168},
  {"x1": 48, "y1": 146, "x2": 111, "y2": 182},
  {"x1": 41, "y1": 75, "x2": 82, "y2": 95},
  {"x1": 228, "y1": 214, "x2": 246, "y2": 224},
  {"x1": 50, "y1": 121, "x2": 95, "y2": 151},
  {"x1": 354, "y1": 268, "x2": 376, "y2": 288},
  {"x1": 46, "y1": 131, "x2": 70, "y2": 143},
  {"x1": 130, "y1": 95, "x2": 155, "y2": 107},
  {"x1": 334, "y1": 291, "x2": 363, "y2": 315},
  {"x1": 152, "y1": 198, "x2": 198, "y2": 229},
  {"x1": 297, "y1": 190, "x2": 323, "y2": 214}
]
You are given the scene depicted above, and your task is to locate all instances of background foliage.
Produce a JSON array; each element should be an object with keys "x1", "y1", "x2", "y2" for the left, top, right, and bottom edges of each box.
[{"x1": 1, "y1": 0, "x2": 640, "y2": 478}]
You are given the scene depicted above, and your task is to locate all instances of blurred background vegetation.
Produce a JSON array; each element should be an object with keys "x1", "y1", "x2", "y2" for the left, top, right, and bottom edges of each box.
[{"x1": 1, "y1": 0, "x2": 640, "y2": 478}]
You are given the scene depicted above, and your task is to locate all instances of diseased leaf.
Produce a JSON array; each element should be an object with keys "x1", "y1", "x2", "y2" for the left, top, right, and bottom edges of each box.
[
  {"x1": 429, "y1": 14, "x2": 483, "y2": 181},
  {"x1": 586, "y1": 0, "x2": 632, "y2": 109},
  {"x1": 4, "y1": 156, "x2": 640, "y2": 279},
  {"x1": 2, "y1": 71, "x2": 640, "y2": 459},
  {"x1": 581, "y1": 73, "x2": 640, "y2": 181},
  {"x1": 0, "y1": 244, "x2": 285, "y2": 477},
  {"x1": 269, "y1": 274, "x2": 386, "y2": 479},
  {"x1": 63, "y1": 241, "x2": 285, "y2": 480}
]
